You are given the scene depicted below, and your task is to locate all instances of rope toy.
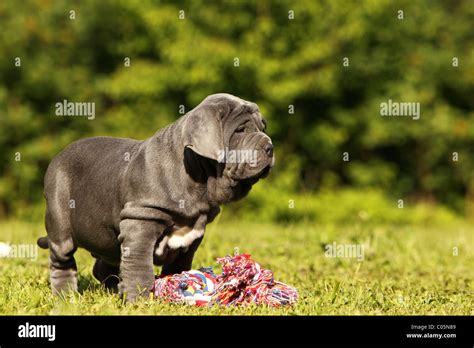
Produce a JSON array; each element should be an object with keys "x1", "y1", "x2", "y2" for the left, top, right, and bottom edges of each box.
[{"x1": 151, "y1": 253, "x2": 298, "y2": 307}]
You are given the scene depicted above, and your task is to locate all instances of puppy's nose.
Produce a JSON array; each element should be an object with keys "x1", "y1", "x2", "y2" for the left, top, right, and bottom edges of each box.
[{"x1": 264, "y1": 143, "x2": 273, "y2": 157}]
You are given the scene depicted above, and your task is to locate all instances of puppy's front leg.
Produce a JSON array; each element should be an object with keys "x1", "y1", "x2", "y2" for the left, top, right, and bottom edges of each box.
[
  {"x1": 117, "y1": 219, "x2": 164, "y2": 302},
  {"x1": 161, "y1": 214, "x2": 208, "y2": 275}
]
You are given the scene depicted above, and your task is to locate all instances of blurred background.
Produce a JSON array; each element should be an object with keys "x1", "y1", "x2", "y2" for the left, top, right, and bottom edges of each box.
[{"x1": 0, "y1": 0, "x2": 473, "y2": 225}]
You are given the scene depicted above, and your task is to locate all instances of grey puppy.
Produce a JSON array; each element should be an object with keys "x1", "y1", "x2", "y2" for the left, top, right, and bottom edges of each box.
[{"x1": 37, "y1": 93, "x2": 274, "y2": 302}]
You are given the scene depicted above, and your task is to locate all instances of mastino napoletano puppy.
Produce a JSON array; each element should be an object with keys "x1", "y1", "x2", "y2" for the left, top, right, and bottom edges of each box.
[{"x1": 38, "y1": 93, "x2": 274, "y2": 302}]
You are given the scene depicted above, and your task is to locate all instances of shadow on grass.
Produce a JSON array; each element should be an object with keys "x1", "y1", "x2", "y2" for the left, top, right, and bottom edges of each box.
[
  {"x1": 77, "y1": 273, "x2": 102, "y2": 293},
  {"x1": 77, "y1": 273, "x2": 120, "y2": 296}
]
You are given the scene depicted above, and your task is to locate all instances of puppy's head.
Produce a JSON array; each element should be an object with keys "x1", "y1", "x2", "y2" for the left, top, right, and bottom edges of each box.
[{"x1": 183, "y1": 93, "x2": 274, "y2": 201}]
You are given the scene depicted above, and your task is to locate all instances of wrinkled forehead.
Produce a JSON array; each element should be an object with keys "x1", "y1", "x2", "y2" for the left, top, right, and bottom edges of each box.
[
  {"x1": 203, "y1": 93, "x2": 258, "y2": 111},
  {"x1": 202, "y1": 93, "x2": 264, "y2": 129}
]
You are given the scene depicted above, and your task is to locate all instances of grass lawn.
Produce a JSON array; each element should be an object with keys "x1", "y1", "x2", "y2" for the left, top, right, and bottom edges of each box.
[{"x1": 0, "y1": 218, "x2": 472, "y2": 315}]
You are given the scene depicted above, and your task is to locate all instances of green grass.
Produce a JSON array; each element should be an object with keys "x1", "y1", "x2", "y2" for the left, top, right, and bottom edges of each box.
[{"x1": 0, "y1": 218, "x2": 472, "y2": 315}]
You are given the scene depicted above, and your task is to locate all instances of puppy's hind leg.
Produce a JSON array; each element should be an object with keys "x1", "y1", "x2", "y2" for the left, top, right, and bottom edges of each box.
[{"x1": 45, "y1": 208, "x2": 78, "y2": 296}]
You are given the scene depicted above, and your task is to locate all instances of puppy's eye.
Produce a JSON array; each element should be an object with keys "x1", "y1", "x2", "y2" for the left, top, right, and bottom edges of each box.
[{"x1": 235, "y1": 125, "x2": 246, "y2": 133}]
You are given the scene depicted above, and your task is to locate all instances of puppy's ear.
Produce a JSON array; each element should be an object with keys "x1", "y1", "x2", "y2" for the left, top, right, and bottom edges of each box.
[{"x1": 182, "y1": 101, "x2": 228, "y2": 161}]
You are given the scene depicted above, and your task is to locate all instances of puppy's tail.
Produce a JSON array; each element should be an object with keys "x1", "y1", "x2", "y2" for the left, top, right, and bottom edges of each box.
[{"x1": 37, "y1": 236, "x2": 49, "y2": 249}]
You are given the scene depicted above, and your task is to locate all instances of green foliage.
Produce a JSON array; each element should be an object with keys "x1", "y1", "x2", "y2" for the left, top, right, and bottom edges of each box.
[
  {"x1": 0, "y1": 0, "x2": 473, "y2": 218},
  {"x1": 230, "y1": 176, "x2": 461, "y2": 226}
]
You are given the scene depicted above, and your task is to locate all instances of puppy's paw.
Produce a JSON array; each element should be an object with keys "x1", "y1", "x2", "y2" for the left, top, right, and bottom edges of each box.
[{"x1": 118, "y1": 280, "x2": 152, "y2": 303}]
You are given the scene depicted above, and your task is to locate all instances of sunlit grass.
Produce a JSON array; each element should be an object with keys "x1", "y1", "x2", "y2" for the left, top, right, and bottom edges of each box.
[{"x1": 0, "y1": 219, "x2": 472, "y2": 315}]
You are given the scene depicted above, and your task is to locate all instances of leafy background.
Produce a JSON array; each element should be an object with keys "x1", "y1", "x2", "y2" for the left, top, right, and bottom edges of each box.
[{"x1": 0, "y1": 0, "x2": 473, "y2": 224}]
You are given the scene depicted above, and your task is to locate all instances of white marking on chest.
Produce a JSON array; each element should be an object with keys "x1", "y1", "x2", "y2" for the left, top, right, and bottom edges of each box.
[{"x1": 167, "y1": 225, "x2": 205, "y2": 250}]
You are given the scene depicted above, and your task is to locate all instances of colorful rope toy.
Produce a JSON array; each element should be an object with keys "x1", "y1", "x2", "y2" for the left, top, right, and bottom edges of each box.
[{"x1": 151, "y1": 253, "x2": 298, "y2": 307}]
